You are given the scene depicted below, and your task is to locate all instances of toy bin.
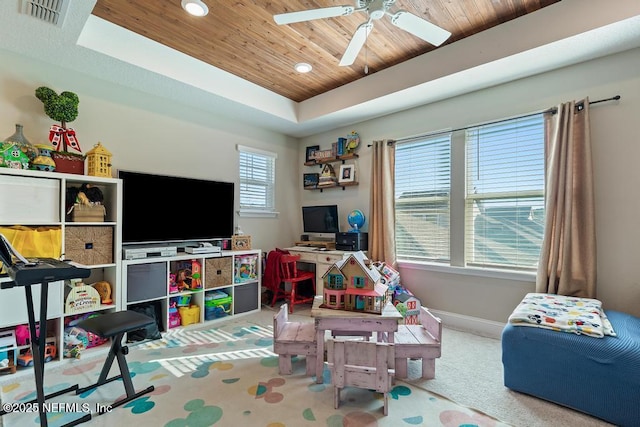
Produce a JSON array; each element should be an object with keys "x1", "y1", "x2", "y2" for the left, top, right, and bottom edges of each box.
[
  {"x1": 179, "y1": 305, "x2": 200, "y2": 326},
  {"x1": 205, "y1": 292, "x2": 232, "y2": 320},
  {"x1": 173, "y1": 295, "x2": 192, "y2": 307}
]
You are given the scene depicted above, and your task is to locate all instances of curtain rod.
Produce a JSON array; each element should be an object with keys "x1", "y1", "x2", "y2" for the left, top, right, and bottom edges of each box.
[{"x1": 369, "y1": 95, "x2": 621, "y2": 146}]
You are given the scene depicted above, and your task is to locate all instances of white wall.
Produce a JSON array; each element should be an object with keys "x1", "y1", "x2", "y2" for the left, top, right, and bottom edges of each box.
[
  {"x1": 300, "y1": 47, "x2": 640, "y2": 322},
  {"x1": 0, "y1": 48, "x2": 302, "y2": 253}
]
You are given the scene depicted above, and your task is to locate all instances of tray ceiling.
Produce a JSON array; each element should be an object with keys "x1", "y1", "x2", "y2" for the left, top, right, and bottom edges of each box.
[{"x1": 92, "y1": 0, "x2": 560, "y2": 102}]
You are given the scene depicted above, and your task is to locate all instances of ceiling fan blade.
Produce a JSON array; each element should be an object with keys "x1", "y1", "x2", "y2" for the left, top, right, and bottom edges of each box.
[
  {"x1": 390, "y1": 10, "x2": 451, "y2": 46},
  {"x1": 274, "y1": 5, "x2": 355, "y2": 25},
  {"x1": 339, "y1": 22, "x2": 374, "y2": 66}
]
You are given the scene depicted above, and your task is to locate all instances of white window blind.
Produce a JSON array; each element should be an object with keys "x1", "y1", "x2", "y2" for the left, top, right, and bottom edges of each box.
[
  {"x1": 394, "y1": 113, "x2": 545, "y2": 272},
  {"x1": 237, "y1": 145, "x2": 276, "y2": 215},
  {"x1": 465, "y1": 115, "x2": 545, "y2": 270},
  {"x1": 395, "y1": 134, "x2": 451, "y2": 262}
]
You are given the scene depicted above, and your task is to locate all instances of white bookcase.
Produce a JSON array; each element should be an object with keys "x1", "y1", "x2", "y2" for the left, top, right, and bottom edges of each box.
[
  {"x1": 121, "y1": 249, "x2": 262, "y2": 332},
  {"x1": 0, "y1": 167, "x2": 122, "y2": 368}
]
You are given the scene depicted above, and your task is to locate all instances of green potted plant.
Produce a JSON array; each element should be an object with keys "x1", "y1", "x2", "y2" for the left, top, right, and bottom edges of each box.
[{"x1": 35, "y1": 86, "x2": 85, "y2": 174}]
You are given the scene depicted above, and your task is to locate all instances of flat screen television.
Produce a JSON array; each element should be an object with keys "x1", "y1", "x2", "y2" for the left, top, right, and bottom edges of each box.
[
  {"x1": 119, "y1": 170, "x2": 234, "y2": 245},
  {"x1": 302, "y1": 205, "x2": 339, "y2": 234}
]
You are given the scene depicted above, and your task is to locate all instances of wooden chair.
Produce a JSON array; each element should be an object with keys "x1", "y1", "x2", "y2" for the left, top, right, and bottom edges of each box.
[
  {"x1": 272, "y1": 303, "x2": 317, "y2": 376},
  {"x1": 271, "y1": 254, "x2": 316, "y2": 313},
  {"x1": 327, "y1": 339, "x2": 395, "y2": 416}
]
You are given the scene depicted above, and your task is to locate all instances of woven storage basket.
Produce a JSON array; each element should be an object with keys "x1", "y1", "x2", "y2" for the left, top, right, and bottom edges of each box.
[
  {"x1": 64, "y1": 226, "x2": 113, "y2": 265},
  {"x1": 205, "y1": 257, "x2": 232, "y2": 289}
]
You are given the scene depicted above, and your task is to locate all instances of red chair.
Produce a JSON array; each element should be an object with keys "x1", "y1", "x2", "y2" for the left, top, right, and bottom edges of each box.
[{"x1": 271, "y1": 254, "x2": 316, "y2": 313}]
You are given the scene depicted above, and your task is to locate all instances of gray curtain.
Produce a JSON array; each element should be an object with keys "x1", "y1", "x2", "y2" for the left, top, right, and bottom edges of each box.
[
  {"x1": 536, "y1": 98, "x2": 596, "y2": 297},
  {"x1": 369, "y1": 139, "x2": 396, "y2": 266}
]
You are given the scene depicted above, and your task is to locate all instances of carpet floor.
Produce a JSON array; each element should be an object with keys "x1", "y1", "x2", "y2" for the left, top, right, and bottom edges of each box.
[{"x1": 0, "y1": 307, "x2": 511, "y2": 427}]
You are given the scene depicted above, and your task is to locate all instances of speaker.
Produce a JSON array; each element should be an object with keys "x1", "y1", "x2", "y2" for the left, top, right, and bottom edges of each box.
[
  {"x1": 335, "y1": 232, "x2": 368, "y2": 251},
  {"x1": 300, "y1": 234, "x2": 309, "y2": 241}
]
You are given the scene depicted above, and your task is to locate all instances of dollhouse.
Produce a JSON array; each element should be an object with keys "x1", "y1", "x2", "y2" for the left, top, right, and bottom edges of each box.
[{"x1": 321, "y1": 251, "x2": 389, "y2": 314}]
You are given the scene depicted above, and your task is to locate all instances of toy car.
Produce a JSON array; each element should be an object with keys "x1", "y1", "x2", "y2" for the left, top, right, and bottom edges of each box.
[{"x1": 17, "y1": 343, "x2": 57, "y2": 367}]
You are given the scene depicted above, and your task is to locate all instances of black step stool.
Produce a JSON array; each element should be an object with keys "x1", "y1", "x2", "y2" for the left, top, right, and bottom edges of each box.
[{"x1": 75, "y1": 310, "x2": 156, "y2": 414}]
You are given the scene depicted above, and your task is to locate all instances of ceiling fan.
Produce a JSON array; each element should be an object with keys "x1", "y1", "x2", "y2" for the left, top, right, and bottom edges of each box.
[{"x1": 274, "y1": 0, "x2": 451, "y2": 67}]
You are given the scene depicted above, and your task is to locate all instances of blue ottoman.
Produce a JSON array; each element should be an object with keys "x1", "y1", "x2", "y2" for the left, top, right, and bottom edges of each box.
[{"x1": 502, "y1": 310, "x2": 640, "y2": 427}]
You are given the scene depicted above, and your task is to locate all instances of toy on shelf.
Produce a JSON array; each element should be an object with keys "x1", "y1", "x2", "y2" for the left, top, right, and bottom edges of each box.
[
  {"x1": 15, "y1": 323, "x2": 39, "y2": 346},
  {"x1": 0, "y1": 330, "x2": 17, "y2": 374},
  {"x1": 65, "y1": 282, "x2": 101, "y2": 314},
  {"x1": 234, "y1": 255, "x2": 257, "y2": 283},
  {"x1": 191, "y1": 260, "x2": 203, "y2": 289},
  {"x1": 171, "y1": 295, "x2": 192, "y2": 308},
  {"x1": 179, "y1": 305, "x2": 200, "y2": 326},
  {"x1": 168, "y1": 301, "x2": 181, "y2": 328},
  {"x1": 18, "y1": 337, "x2": 57, "y2": 367},
  {"x1": 173, "y1": 260, "x2": 203, "y2": 291},
  {"x1": 169, "y1": 273, "x2": 178, "y2": 293},
  {"x1": 91, "y1": 281, "x2": 112, "y2": 304},
  {"x1": 63, "y1": 328, "x2": 84, "y2": 359},
  {"x1": 176, "y1": 269, "x2": 190, "y2": 291}
]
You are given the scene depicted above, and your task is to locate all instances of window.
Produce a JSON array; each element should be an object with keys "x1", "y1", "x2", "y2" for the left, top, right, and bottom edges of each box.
[
  {"x1": 328, "y1": 274, "x2": 344, "y2": 289},
  {"x1": 395, "y1": 114, "x2": 545, "y2": 272},
  {"x1": 237, "y1": 145, "x2": 277, "y2": 217},
  {"x1": 395, "y1": 134, "x2": 451, "y2": 262}
]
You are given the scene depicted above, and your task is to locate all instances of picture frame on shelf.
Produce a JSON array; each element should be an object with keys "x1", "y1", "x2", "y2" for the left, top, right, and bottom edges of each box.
[
  {"x1": 339, "y1": 164, "x2": 355, "y2": 183},
  {"x1": 305, "y1": 145, "x2": 320, "y2": 163},
  {"x1": 303, "y1": 173, "x2": 319, "y2": 189},
  {"x1": 232, "y1": 235, "x2": 252, "y2": 250}
]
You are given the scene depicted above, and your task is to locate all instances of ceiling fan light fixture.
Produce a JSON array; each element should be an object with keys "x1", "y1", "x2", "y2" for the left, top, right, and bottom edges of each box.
[
  {"x1": 294, "y1": 62, "x2": 312, "y2": 73},
  {"x1": 181, "y1": 0, "x2": 209, "y2": 17}
]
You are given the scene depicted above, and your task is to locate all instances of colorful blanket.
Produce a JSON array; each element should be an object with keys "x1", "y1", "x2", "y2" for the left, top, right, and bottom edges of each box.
[{"x1": 508, "y1": 293, "x2": 617, "y2": 338}]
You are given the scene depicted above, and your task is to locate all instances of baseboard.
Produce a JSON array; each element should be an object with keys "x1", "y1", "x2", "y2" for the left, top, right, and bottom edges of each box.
[{"x1": 430, "y1": 309, "x2": 505, "y2": 340}]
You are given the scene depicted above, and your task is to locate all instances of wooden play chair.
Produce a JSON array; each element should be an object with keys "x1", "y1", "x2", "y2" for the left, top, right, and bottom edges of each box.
[
  {"x1": 271, "y1": 254, "x2": 316, "y2": 313},
  {"x1": 327, "y1": 339, "x2": 395, "y2": 416},
  {"x1": 272, "y1": 303, "x2": 317, "y2": 376}
]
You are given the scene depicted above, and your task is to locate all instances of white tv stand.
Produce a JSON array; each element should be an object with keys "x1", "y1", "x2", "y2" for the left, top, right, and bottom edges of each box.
[{"x1": 121, "y1": 249, "x2": 262, "y2": 331}]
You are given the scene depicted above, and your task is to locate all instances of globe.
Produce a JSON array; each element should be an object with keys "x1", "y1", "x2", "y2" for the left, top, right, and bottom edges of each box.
[{"x1": 347, "y1": 209, "x2": 366, "y2": 232}]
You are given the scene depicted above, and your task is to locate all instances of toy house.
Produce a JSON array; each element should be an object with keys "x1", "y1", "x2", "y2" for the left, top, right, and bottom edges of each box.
[
  {"x1": 393, "y1": 292, "x2": 421, "y2": 325},
  {"x1": 321, "y1": 251, "x2": 389, "y2": 314},
  {"x1": 1, "y1": 142, "x2": 30, "y2": 169}
]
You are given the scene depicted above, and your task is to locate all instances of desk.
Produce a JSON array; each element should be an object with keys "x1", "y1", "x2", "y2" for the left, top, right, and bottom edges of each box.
[
  {"x1": 311, "y1": 296, "x2": 402, "y2": 383},
  {"x1": 284, "y1": 247, "x2": 362, "y2": 295}
]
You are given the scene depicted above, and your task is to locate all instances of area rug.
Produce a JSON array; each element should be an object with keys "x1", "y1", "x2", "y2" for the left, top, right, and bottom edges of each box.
[{"x1": 0, "y1": 316, "x2": 511, "y2": 427}]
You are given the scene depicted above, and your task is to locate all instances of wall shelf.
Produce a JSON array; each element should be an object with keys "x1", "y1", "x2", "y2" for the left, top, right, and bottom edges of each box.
[
  {"x1": 305, "y1": 181, "x2": 358, "y2": 192},
  {"x1": 304, "y1": 153, "x2": 359, "y2": 167}
]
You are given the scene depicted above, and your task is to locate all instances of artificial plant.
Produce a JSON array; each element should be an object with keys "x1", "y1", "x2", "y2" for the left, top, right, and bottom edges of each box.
[{"x1": 35, "y1": 86, "x2": 83, "y2": 153}]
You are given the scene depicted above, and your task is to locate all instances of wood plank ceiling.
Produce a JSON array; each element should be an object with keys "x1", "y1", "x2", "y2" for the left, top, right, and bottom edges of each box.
[{"x1": 92, "y1": 0, "x2": 560, "y2": 103}]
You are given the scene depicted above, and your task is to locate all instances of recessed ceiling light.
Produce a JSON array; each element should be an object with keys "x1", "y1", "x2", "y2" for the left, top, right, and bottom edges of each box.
[
  {"x1": 181, "y1": 0, "x2": 209, "y2": 17},
  {"x1": 295, "y1": 63, "x2": 312, "y2": 73}
]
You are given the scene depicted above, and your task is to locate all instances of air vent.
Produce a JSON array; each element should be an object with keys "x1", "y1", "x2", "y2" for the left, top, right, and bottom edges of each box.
[{"x1": 21, "y1": 0, "x2": 69, "y2": 27}]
